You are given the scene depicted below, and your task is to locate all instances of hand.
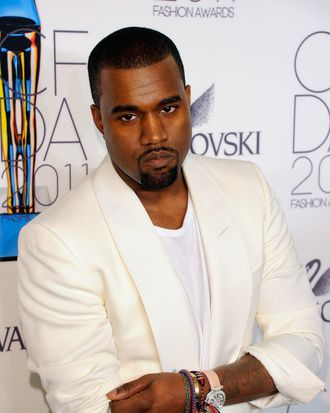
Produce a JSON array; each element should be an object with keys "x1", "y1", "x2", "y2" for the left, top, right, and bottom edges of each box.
[{"x1": 107, "y1": 372, "x2": 186, "y2": 413}]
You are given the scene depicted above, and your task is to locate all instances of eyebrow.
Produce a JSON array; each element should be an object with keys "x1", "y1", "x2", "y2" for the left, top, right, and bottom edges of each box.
[
  {"x1": 111, "y1": 95, "x2": 182, "y2": 115},
  {"x1": 111, "y1": 104, "x2": 138, "y2": 115},
  {"x1": 159, "y1": 95, "x2": 182, "y2": 106}
]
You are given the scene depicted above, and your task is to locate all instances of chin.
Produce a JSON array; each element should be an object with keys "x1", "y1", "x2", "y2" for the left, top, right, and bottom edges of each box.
[{"x1": 140, "y1": 167, "x2": 178, "y2": 190}]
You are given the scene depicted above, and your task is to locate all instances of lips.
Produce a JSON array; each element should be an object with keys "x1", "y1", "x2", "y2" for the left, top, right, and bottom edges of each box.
[{"x1": 139, "y1": 149, "x2": 177, "y2": 168}]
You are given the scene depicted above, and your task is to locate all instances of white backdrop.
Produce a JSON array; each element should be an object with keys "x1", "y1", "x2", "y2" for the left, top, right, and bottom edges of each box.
[{"x1": 0, "y1": 1, "x2": 329, "y2": 412}]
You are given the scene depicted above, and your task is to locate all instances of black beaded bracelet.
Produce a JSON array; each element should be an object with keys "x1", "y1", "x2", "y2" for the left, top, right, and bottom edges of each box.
[{"x1": 180, "y1": 372, "x2": 192, "y2": 413}]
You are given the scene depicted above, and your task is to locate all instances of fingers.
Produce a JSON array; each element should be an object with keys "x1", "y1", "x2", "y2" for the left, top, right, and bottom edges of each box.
[
  {"x1": 108, "y1": 372, "x2": 186, "y2": 413},
  {"x1": 110, "y1": 392, "x2": 151, "y2": 413},
  {"x1": 107, "y1": 374, "x2": 153, "y2": 401}
]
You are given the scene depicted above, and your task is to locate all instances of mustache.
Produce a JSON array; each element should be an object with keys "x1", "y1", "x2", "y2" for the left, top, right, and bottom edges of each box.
[{"x1": 137, "y1": 146, "x2": 178, "y2": 162}]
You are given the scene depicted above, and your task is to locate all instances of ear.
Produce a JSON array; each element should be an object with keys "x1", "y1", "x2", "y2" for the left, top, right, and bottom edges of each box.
[
  {"x1": 185, "y1": 85, "x2": 191, "y2": 106},
  {"x1": 90, "y1": 104, "x2": 104, "y2": 134}
]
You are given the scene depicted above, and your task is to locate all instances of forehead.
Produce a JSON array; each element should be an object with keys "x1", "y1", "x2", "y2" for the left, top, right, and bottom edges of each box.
[{"x1": 98, "y1": 56, "x2": 185, "y2": 108}]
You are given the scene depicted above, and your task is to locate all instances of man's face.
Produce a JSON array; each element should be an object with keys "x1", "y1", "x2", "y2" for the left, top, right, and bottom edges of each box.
[{"x1": 91, "y1": 56, "x2": 191, "y2": 191}]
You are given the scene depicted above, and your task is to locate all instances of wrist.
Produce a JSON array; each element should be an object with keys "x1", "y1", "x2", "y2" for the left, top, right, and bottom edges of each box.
[
  {"x1": 202, "y1": 370, "x2": 226, "y2": 413},
  {"x1": 179, "y1": 369, "x2": 226, "y2": 413}
]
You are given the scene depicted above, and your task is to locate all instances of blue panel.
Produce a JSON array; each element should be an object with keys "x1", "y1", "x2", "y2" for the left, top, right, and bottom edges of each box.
[
  {"x1": 0, "y1": 0, "x2": 40, "y2": 26},
  {"x1": 0, "y1": 213, "x2": 38, "y2": 261}
]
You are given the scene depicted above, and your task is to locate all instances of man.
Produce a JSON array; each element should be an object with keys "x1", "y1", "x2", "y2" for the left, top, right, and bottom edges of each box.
[{"x1": 18, "y1": 27, "x2": 325, "y2": 413}]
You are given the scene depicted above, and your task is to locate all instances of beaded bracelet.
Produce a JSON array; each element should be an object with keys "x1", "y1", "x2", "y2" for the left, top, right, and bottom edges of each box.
[
  {"x1": 179, "y1": 369, "x2": 197, "y2": 413},
  {"x1": 190, "y1": 370, "x2": 206, "y2": 411},
  {"x1": 180, "y1": 372, "x2": 192, "y2": 413}
]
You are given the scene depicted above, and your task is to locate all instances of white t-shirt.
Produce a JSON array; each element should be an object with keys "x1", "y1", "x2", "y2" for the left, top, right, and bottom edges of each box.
[{"x1": 154, "y1": 196, "x2": 211, "y2": 369}]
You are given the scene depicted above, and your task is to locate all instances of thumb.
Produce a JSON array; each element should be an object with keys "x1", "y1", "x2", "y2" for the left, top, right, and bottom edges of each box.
[{"x1": 107, "y1": 376, "x2": 152, "y2": 401}]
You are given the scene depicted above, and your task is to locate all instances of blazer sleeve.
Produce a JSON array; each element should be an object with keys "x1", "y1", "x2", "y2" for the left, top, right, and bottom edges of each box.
[
  {"x1": 241, "y1": 162, "x2": 325, "y2": 408},
  {"x1": 17, "y1": 222, "x2": 121, "y2": 413}
]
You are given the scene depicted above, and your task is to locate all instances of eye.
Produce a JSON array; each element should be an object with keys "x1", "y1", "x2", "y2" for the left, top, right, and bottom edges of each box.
[
  {"x1": 119, "y1": 114, "x2": 138, "y2": 122},
  {"x1": 160, "y1": 105, "x2": 177, "y2": 114}
]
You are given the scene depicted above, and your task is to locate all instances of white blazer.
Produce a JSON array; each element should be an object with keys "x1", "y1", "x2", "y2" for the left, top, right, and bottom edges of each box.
[{"x1": 18, "y1": 154, "x2": 325, "y2": 413}]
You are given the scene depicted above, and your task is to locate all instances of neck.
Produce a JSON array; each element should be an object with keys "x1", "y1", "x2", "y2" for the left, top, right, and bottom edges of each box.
[
  {"x1": 113, "y1": 162, "x2": 188, "y2": 229},
  {"x1": 140, "y1": 172, "x2": 188, "y2": 229}
]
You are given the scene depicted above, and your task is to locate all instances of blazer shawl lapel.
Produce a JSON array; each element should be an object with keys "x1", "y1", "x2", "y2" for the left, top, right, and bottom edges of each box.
[
  {"x1": 92, "y1": 156, "x2": 199, "y2": 371},
  {"x1": 183, "y1": 155, "x2": 253, "y2": 367}
]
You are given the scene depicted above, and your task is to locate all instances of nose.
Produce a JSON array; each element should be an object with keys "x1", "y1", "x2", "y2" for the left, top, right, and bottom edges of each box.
[{"x1": 140, "y1": 113, "x2": 168, "y2": 146}]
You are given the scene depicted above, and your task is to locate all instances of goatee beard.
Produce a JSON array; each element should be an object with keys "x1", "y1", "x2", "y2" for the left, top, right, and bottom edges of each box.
[{"x1": 140, "y1": 166, "x2": 178, "y2": 190}]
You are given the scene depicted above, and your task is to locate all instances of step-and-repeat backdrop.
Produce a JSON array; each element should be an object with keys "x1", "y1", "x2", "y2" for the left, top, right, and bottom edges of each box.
[{"x1": 0, "y1": 1, "x2": 329, "y2": 412}]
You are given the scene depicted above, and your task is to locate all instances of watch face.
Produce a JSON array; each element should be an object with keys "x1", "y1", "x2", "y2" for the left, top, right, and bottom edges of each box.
[{"x1": 205, "y1": 389, "x2": 226, "y2": 411}]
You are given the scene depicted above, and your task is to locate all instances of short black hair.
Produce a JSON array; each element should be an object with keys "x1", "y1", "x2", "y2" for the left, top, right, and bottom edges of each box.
[{"x1": 87, "y1": 26, "x2": 186, "y2": 106}]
